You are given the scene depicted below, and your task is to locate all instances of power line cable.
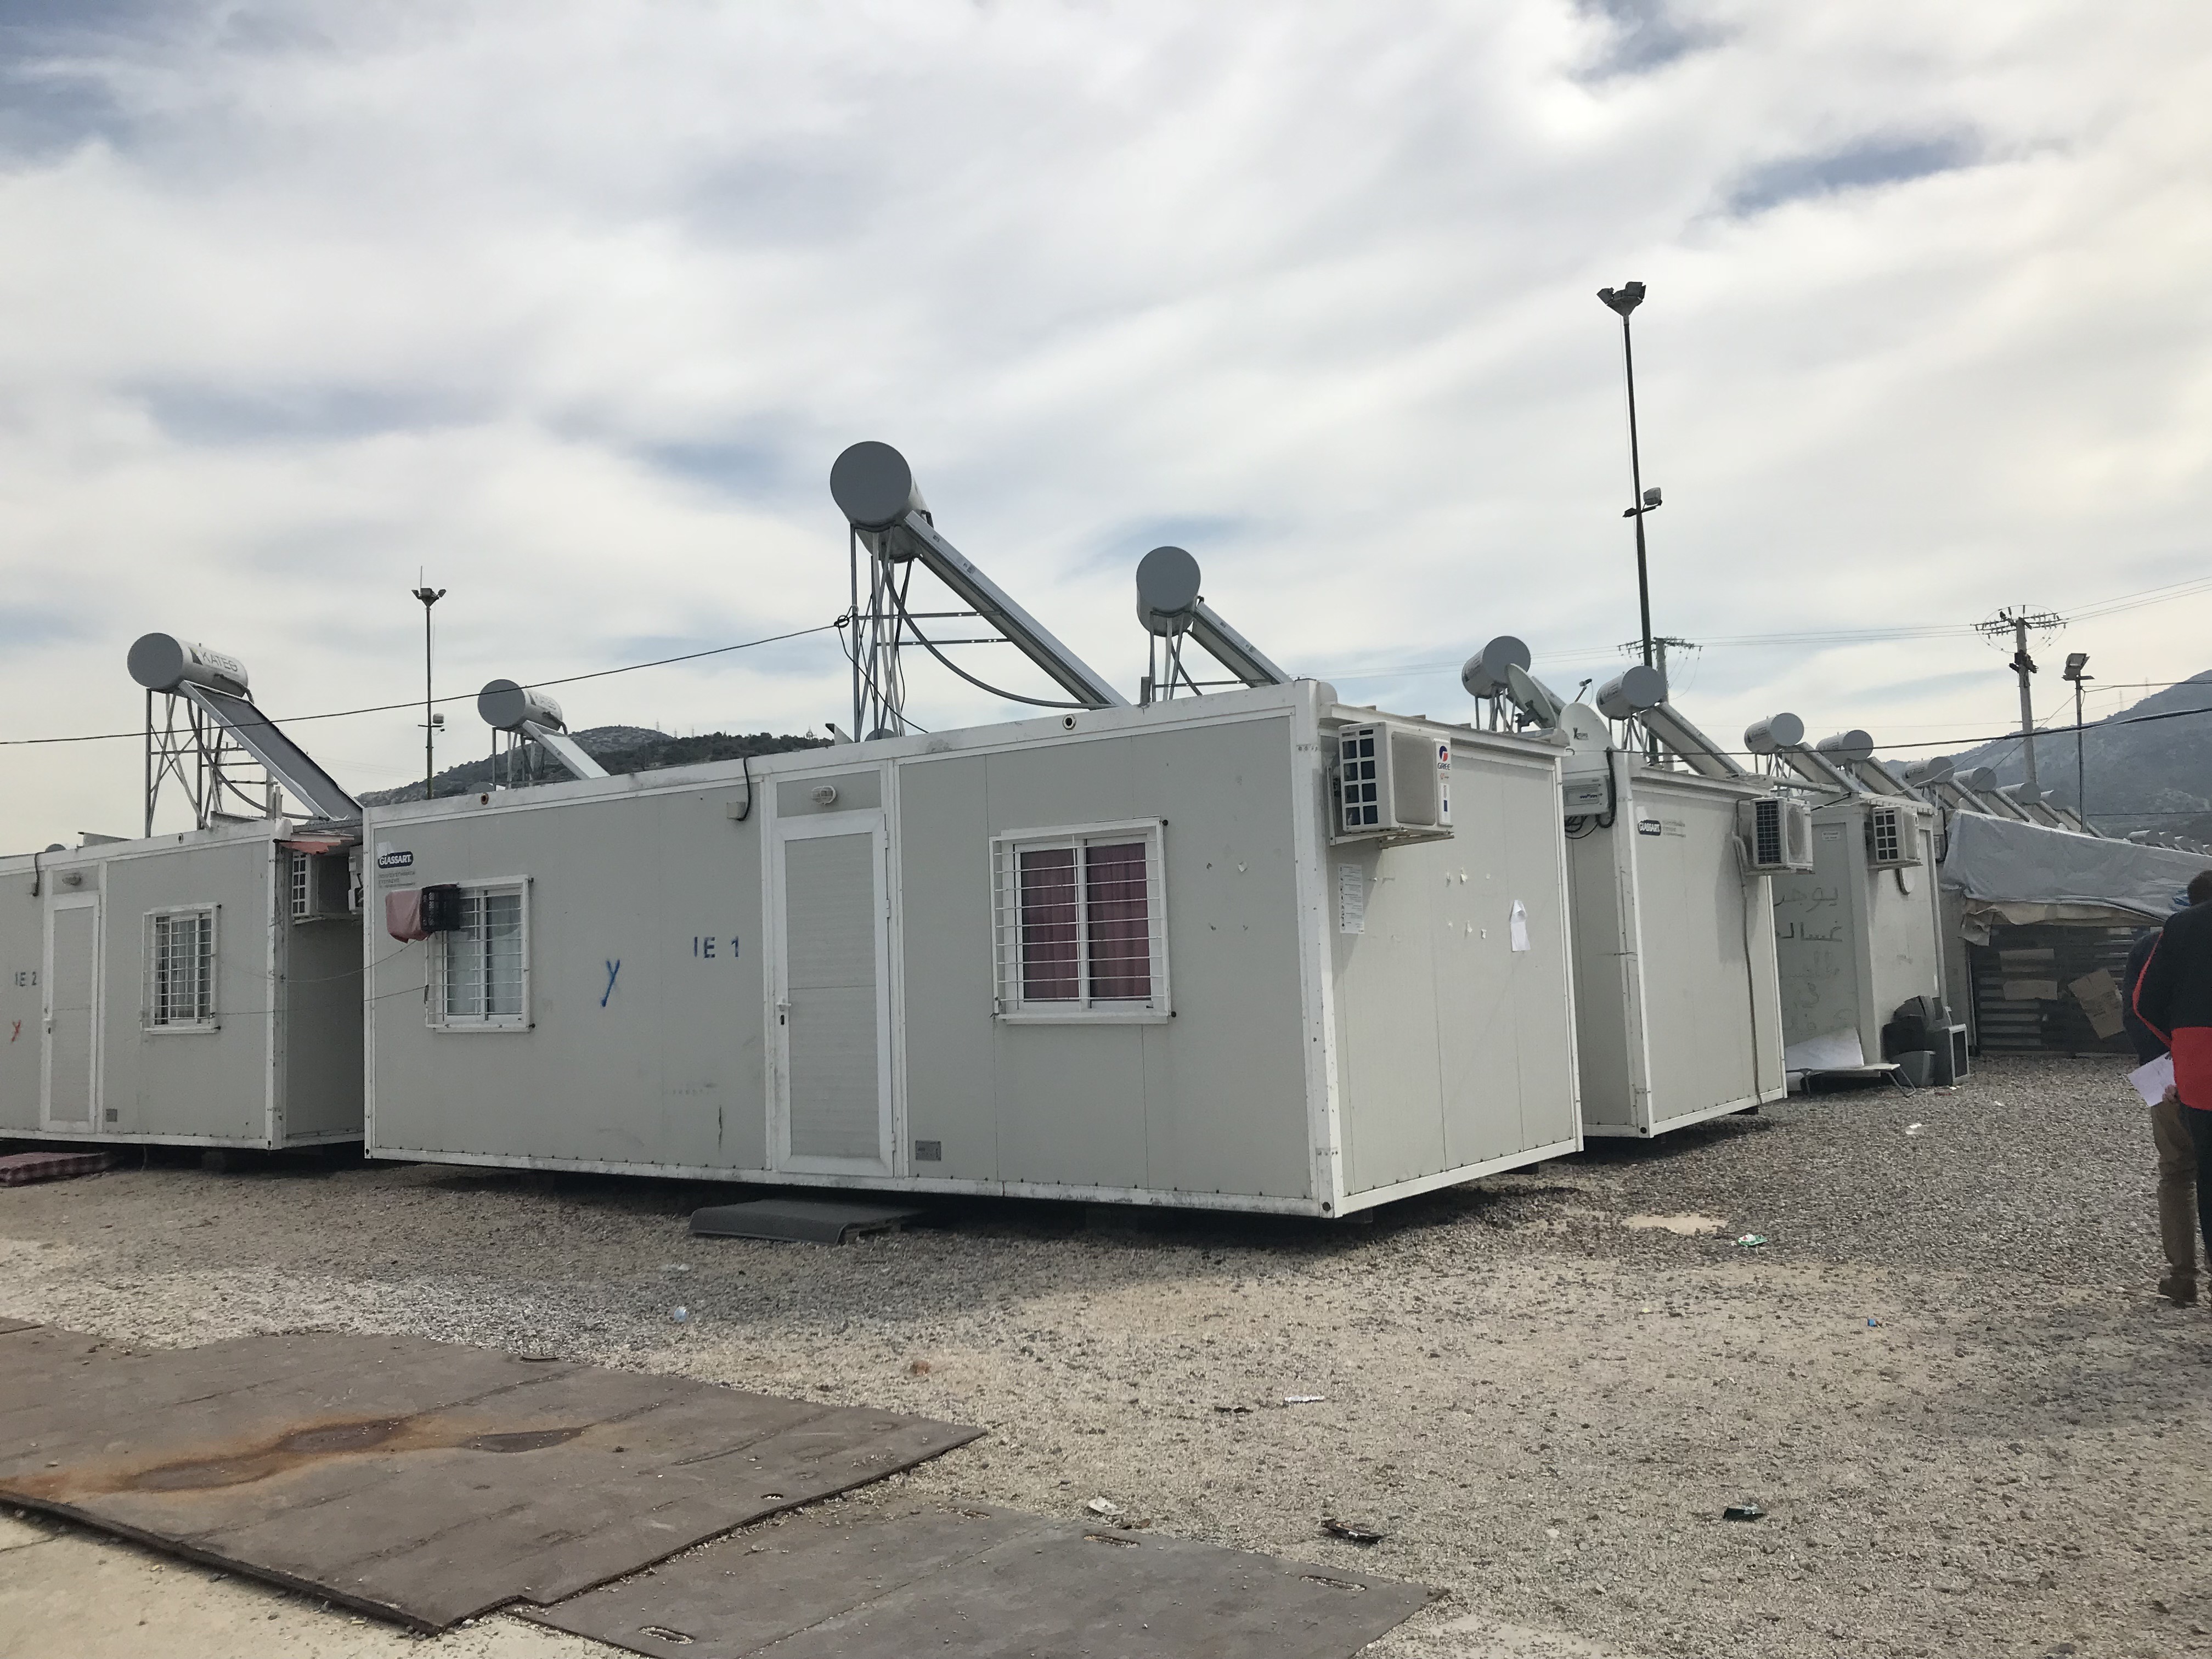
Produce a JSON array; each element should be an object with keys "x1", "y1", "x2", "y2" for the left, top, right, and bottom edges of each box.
[{"x1": 0, "y1": 622, "x2": 841, "y2": 748}]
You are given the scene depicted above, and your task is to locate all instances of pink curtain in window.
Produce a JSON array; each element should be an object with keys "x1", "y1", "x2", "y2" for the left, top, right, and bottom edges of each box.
[
  {"x1": 1019, "y1": 848, "x2": 1079, "y2": 1001},
  {"x1": 1085, "y1": 841, "x2": 1151, "y2": 1001}
]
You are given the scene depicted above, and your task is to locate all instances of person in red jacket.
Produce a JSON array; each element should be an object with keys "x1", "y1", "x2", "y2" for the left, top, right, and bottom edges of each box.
[{"x1": 2134, "y1": 869, "x2": 2212, "y2": 1273}]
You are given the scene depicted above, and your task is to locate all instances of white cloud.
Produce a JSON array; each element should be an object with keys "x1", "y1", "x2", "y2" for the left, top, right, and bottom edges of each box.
[{"x1": 1, "y1": 0, "x2": 2208, "y2": 843}]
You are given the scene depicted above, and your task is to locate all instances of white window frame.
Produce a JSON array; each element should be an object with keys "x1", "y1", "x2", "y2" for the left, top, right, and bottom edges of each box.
[
  {"x1": 991, "y1": 820, "x2": 1169, "y2": 1023},
  {"x1": 144, "y1": 905, "x2": 218, "y2": 1033},
  {"x1": 427, "y1": 878, "x2": 532, "y2": 1032}
]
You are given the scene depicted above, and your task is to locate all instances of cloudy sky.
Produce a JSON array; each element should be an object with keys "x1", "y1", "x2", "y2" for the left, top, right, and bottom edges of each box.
[{"x1": 3, "y1": 0, "x2": 2208, "y2": 845}]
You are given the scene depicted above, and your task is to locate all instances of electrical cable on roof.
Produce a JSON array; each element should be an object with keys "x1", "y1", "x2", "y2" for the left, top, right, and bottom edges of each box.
[
  {"x1": 885, "y1": 573, "x2": 1087, "y2": 710},
  {"x1": 833, "y1": 607, "x2": 930, "y2": 736}
]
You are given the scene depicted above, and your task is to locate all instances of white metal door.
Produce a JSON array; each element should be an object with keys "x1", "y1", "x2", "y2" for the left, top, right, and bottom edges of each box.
[
  {"x1": 42, "y1": 896, "x2": 100, "y2": 1130},
  {"x1": 771, "y1": 812, "x2": 893, "y2": 1175}
]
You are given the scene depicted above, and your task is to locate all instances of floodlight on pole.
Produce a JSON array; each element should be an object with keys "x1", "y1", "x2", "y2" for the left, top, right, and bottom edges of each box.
[
  {"x1": 411, "y1": 577, "x2": 447, "y2": 802},
  {"x1": 1597, "y1": 281, "x2": 1657, "y2": 678},
  {"x1": 2063, "y1": 650, "x2": 2092, "y2": 827}
]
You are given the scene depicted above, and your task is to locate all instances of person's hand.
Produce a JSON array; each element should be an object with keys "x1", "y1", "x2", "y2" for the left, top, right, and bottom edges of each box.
[{"x1": 2164, "y1": 1084, "x2": 2181, "y2": 1104}]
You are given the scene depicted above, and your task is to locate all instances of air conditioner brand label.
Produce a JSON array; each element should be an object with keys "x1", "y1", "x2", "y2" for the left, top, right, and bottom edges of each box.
[{"x1": 376, "y1": 850, "x2": 414, "y2": 869}]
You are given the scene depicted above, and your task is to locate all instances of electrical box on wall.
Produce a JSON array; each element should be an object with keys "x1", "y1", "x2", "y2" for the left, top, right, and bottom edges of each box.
[
  {"x1": 1562, "y1": 776, "x2": 1610, "y2": 816},
  {"x1": 1736, "y1": 796, "x2": 1815, "y2": 874},
  {"x1": 1331, "y1": 722, "x2": 1454, "y2": 844}
]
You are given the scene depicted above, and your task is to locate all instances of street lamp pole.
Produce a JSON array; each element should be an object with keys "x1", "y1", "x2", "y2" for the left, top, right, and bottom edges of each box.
[
  {"x1": 1599, "y1": 280, "x2": 1658, "y2": 673},
  {"x1": 411, "y1": 577, "x2": 447, "y2": 802},
  {"x1": 2063, "y1": 652, "x2": 2092, "y2": 826}
]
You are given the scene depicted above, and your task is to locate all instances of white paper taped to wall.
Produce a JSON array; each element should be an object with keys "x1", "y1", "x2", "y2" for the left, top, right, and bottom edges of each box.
[
  {"x1": 1337, "y1": 864, "x2": 1365, "y2": 935},
  {"x1": 1509, "y1": 899, "x2": 1530, "y2": 952}
]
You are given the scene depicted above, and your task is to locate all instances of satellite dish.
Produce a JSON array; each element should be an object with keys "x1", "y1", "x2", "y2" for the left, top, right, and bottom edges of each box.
[
  {"x1": 1460, "y1": 635, "x2": 1532, "y2": 699},
  {"x1": 1503, "y1": 662, "x2": 1563, "y2": 727},
  {"x1": 1815, "y1": 730, "x2": 1874, "y2": 765},
  {"x1": 478, "y1": 679, "x2": 566, "y2": 733},
  {"x1": 127, "y1": 634, "x2": 249, "y2": 697},
  {"x1": 1961, "y1": 766, "x2": 1999, "y2": 791},
  {"x1": 1742, "y1": 713, "x2": 1805, "y2": 754},
  {"x1": 1595, "y1": 664, "x2": 1666, "y2": 720},
  {"x1": 1135, "y1": 545, "x2": 1202, "y2": 637},
  {"x1": 830, "y1": 441, "x2": 927, "y2": 531}
]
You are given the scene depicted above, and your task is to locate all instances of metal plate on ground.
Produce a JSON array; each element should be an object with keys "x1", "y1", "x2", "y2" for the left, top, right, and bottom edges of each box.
[
  {"x1": 0, "y1": 1150, "x2": 112, "y2": 1186},
  {"x1": 521, "y1": 1503, "x2": 1434, "y2": 1658},
  {"x1": 0, "y1": 1329, "x2": 980, "y2": 1631},
  {"x1": 690, "y1": 1198, "x2": 928, "y2": 1244}
]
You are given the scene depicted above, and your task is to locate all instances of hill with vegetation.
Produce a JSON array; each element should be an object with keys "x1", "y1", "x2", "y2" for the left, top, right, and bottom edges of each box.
[
  {"x1": 357, "y1": 726, "x2": 831, "y2": 806},
  {"x1": 1933, "y1": 669, "x2": 2212, "y2": 840}
]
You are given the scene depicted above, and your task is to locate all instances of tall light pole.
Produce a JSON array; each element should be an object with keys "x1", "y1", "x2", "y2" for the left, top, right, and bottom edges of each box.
[
  {"x1": 1599, "y1": 280, "x2": 1662, "y2": 674},
  {"x1": 2063, "y1": 651, "x2": 2092, "y2": 825},
  {"x1": 411, "y1": 577, "x2": 446, "y2": 802}
]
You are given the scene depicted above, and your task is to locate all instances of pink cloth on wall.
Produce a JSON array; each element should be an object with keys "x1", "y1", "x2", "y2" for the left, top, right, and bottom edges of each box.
[{"x1": 385, "y1": 888, "x2": 428, "y2": 943}]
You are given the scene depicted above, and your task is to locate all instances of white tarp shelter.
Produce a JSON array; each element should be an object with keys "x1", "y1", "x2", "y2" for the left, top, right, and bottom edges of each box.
[{"x1": 1940, "y1": 811, "x2": 2212, "y2": 942}]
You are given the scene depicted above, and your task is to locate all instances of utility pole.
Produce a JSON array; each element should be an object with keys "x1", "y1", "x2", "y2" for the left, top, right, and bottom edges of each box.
[
  {"x1": 411, "y1": 577, "x2": 447, "y2": 802},
  {"x1": 2064, "y1": 652, "x2": 2093, "y2": 825},
  {"x1": 1975, "y1": 606, "x2": 2062, "y2": 791},
  {"x1": 1615, "y1": 634, "x2": 1699, "y2": 696}
]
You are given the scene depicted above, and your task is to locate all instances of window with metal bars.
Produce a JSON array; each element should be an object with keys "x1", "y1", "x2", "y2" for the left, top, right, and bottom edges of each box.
[
  {"x1": 145, "y1": 907, "x2": 216, "y2": 1030},
  {"x1": 991, "y1": 822, "x2": 1169, "y2": 1020},
  {"x1": 431, "y1": 883, "x2": 529, "y2": 1028}
]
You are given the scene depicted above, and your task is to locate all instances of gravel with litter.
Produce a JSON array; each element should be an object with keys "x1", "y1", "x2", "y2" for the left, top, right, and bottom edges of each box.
[{"x1": 3, "y1": 1053, "x2": 2208, "y2": 1659}]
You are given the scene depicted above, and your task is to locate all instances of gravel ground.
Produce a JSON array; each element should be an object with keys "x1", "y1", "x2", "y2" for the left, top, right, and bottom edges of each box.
[{"x1": 4, "y1": 1052, "x2": 2209, "y2": 1659}]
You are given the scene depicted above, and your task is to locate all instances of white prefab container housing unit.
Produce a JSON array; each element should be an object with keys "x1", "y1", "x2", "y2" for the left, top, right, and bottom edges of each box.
[
  {"x1": 0, "y1": 820, "x2": 364, "y2": 1149},
  {"x1": 1561, "y1": 749, "x2": 1788, "y2": 1136},
  {"x1": 1772, "y1": 793, "x2": 1946, "y2": 1066},
  {"x1": 362, "y1": 682, "x2": 1584, "y2": 1217}
]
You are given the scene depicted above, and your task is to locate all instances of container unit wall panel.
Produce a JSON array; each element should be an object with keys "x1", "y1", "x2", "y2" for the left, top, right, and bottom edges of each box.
[
  {"x1": 367, "y1": 782, "x2": 767, "y2": 1170},
  {"x1": 891, "y1": 752, "x2": 1001, "y2": 1185},
  {"x1": 1776, "y1": 801, "x2": 1945, "y2": 1063},
  {"x1": 364, "y1": 687, "x2": 1583, "y2": 1216},
  {"x1": 895, "y1": 713, "x2": 1312, "y2": 1203},
  {"x1": 1124, "y1": 716, "x2": 1308, "y2": 1201},
  {"x1": 1564, "y1": 821, "x2": 1639, "y2": 1133},
  {"x1": 1571, "y1": 765, "x2": 1785, "y2": 1137},
  {"x1": 1482, "y1": 751, "x2": 1583, "y2": 1161},
  {"x1": 280, "y1": 903, "x2": 364, "y2": 1142},
  {"x1": 100, "y1": 837, "x2": 274, "y2": 1143},
  {"x1": 1633, "y1": 780, "x2": 1782, "y2": 1126},
  {"x1": 1332, "y1": 741, "x2": 1581, "y2": 1199},
  {"x1": 1859, "y1": 810, "x2": 1946, "y2": 1041},
  {"x1": 1, "y1": 859, "x2": 43, "y2": 1132}
]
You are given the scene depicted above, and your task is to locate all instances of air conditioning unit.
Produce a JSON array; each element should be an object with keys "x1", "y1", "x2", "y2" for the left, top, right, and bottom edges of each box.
[
  {"x1": 1333, "y1": 722, "x2": 1453, "y2": 843},
  {"x1": 290, "y1": 851, "x2": 352, "y2": 921},
  {"x1": 1863, "y1": 803, "x2": 1921, "y2": 868},
  {"x1": 1735, "y1": 796, "x2": 1815, "y2": 874}
]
